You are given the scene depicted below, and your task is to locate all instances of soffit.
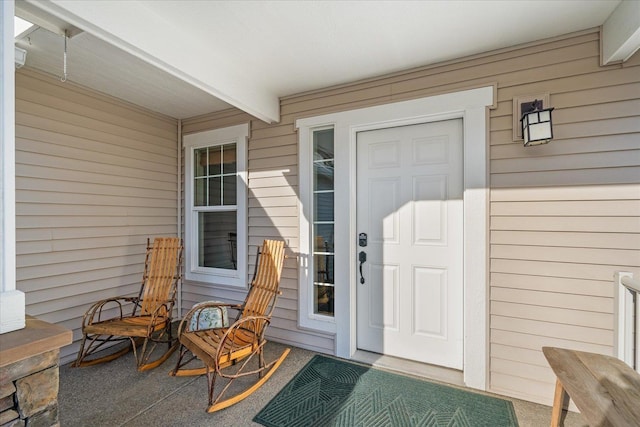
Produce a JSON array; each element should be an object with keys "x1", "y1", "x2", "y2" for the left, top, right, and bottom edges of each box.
[{"x1": 16, "y1": 1, "x2": 622, "y2": 122}]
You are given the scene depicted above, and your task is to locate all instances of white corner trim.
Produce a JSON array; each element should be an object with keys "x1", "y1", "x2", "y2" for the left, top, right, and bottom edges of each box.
[
  {"x1": 1, "y1": 0, "x2": 25, "y2": 335},
  {"x1": 0, "y1": 290, "x2": 26, "y2": 334},
  {"x1": 297, "y1": 86, "x2": 493, "y2": 391}
]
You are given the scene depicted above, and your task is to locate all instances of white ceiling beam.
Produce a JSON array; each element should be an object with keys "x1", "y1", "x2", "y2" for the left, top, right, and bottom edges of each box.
[
  {"x1": 23, "y1": 0, "x2": 280, "y2": 123},
  {"x1": 15, "y1": 0, "x2": 82, "y2": 38},
  {"x1": 602, "y1": 0, "x2": 640, "y2": 64}
]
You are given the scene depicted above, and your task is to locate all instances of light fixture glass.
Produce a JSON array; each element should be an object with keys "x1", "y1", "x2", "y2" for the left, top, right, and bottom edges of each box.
[
  {"x1": 15, "y1": 47, "x2": 27, "y2": 68},
  {"x1": 521, "y1": 102, "x2": 554, "y2": 146}
]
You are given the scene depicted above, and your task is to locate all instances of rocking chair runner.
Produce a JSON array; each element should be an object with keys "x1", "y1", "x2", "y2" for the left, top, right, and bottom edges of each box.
[
  {"x1": 73, "y1": 237, "x2": 183, "y2": 371},
  {"x1": 170, "y1": 239, "x2": 290, "y2": 413}
]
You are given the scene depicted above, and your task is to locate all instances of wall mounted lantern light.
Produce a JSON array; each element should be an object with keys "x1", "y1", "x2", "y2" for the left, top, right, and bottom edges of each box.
[
  {"x1": 520, "y1": 99, "x2": 554, "y2": 146},
  {"x1": 14, "y1": 46, "x2": 27, "y2": 68}
]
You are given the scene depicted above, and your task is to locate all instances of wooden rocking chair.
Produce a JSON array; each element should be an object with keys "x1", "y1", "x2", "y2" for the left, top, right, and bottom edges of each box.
[
  {"x1": 170, "y1": 239, "x2": 290, "y2": 413},
  {"x1": 73, "y1": 237, "x2": 183, "y2": 371}
]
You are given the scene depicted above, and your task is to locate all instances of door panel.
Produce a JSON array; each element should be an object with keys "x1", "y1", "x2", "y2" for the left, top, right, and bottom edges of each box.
[
  {"x1": 356, "y1": 119, "x2": 464, "y2": 369},
  {"x1": 368, "y1": 263, "x2": 399, "y2": 330},
  {"x1": 413, "y1": 175, "x2": 447, "y2": 243},
  {"x1": 413, "y1": 266, "x2": 447, "y2": 337},
  {"x1": 368, "y1": 178, "x2": 400, "y2": 244}
]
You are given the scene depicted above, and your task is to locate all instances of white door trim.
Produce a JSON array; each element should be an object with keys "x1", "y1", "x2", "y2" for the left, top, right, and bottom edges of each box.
[{"x1": 296, "y1": 86, "x2": 494, "y2": 390}]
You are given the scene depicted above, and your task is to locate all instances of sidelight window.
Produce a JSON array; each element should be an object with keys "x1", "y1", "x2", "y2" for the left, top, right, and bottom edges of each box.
[{"x1": 312, "y1": 128, "x2": 335, "y2": 316}]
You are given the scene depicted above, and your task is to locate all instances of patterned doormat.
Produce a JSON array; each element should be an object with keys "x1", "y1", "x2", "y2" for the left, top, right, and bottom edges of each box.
[{"x1": 254, "y1": 355, "x2": 518, "y2": 427}]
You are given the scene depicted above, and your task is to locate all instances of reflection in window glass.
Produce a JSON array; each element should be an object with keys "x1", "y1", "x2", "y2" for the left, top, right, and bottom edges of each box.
[
  {"x1": 198, "y1": 211, "x2": 237, "y2": 269},
  {"x1": 208, "y1": 177, "x2": 222, "y2": 206},
  {"x1": 313, "y1": 161, "x2": 334, "y2": 191},
  {"x1": 223, "y1": 175, "x2": 236, "y2": 206},
  {"x1": 194, "y1": 149, "x2": 207, "y2": 177},
  {"x1": 314, "y1": 224, "x2": 334, "y2": 252},
  {"x1": 312, "y1": 128, "x2": 335, "y2": 316},
  {"x1": 209, "y1": 146, "x2": 222, "y2": 175},
  {"x1": 193, "y1": 143, "x2": 237, "y2": 207},
  {"x1": 313, "y1": 192, "x2": 334, "y2": 222},
  {"x1": 223, "y1": 144, "x2": 237, "y2": 174},
  {"x1": 194, "y1": 177, "x2": 206, "y2": 206}
]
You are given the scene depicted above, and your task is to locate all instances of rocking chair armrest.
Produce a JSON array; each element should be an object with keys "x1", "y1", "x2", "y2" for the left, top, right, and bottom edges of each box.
[
  {"x1": 178, "y1": 301, "x2": 241, "y2": 335},
  {"x1": 82, "y1": 296, "x2": 139, "y2": 327},
  {"x1": 215, "y1": 315, "x2": 271, "y2": 362},
  {"x1": 140, "y1": 299, "x2": 175, "y2": 335},
  {"x1": 144, "y1": 299, "x2": 175, "y2": 318}
]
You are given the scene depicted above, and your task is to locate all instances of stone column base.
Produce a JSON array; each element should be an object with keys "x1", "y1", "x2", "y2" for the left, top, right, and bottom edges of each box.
[{"x1": 0, "y1": 317, "x2": 71, "y2": 427}]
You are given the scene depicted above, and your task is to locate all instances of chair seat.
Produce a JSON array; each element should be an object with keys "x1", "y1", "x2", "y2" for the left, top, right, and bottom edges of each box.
[
  {"x1": 180, "y1": 328, "x2": 259, "y2": 368},
  {"x1": 84, "y1": 315, "x2": 169, "y2": 338}
]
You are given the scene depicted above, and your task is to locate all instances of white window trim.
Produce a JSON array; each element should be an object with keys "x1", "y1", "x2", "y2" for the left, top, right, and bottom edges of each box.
[
  {"x1": 298, "y1": 125, "x2": 338, "y2": 333},
  {"x1": 183, "y1": 124, "x2": 248, "y2": 287},
  {"x1": 297, "y1": 86, "x2": 494, "y2": 391}
]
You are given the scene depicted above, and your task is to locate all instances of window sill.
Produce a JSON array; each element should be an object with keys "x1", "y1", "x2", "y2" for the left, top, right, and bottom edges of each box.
[{"x1": 185, "y1": 270, "x2": 244, "y2": 288}]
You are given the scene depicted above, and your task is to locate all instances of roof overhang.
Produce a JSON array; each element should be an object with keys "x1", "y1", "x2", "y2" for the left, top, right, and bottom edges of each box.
[
  {"x1": 602, "y1": 0, "x2": 640, "y2": 64},
  {"x1": 22, "y1": 0, "x2": 280, "y2": 123}
]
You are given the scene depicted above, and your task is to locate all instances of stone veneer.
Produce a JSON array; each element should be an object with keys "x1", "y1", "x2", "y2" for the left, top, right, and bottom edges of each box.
[{"x1": 0, "y1": 317, "x2": 71, "y2": 427}]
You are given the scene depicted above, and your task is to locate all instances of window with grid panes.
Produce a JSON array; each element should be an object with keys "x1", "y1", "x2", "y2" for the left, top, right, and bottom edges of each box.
[
  {"x1": 193, "y1": 143, "x2": 237, "y2": 269},
  {"x1": 184, "y1": 124, "x2": 247, "y2": 287},
  {"x1": 312, "y1": 128, "x2": 335, "y2": 316}
]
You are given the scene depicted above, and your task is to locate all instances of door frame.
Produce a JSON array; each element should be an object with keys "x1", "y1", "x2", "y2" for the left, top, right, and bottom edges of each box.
[{"x1": 296, "y1": 85, "x2": 494, "y2": 390}]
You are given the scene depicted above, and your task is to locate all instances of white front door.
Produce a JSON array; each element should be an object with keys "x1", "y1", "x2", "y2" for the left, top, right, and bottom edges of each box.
[{"x1": 356, "y1": 119, "x2": 464, "y2": 369}]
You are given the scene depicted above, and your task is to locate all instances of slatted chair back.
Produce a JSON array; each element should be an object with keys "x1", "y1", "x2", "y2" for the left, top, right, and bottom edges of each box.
[
  {"x1": 240, "y1": 240, "x2": 285, "y2": 330},
  {"x1": 140, "y1": 237, "x2": 182, "y2": 316}
]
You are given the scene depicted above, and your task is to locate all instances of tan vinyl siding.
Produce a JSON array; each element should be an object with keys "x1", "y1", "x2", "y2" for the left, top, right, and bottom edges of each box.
[
  {"x1": 15, "y1": 69, "x2": 178, "y2": 365},
  {"x1": 486, "y1": 30, "x2": 640, "y2": 404},
  {"x1": 181, "y1": 28, "x2": 639, "y2": 403}
]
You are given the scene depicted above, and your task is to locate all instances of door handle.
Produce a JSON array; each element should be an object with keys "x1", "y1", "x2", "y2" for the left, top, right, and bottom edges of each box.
[{"x1": 358, "y1": 251, "x2": 367, "y2": 284}]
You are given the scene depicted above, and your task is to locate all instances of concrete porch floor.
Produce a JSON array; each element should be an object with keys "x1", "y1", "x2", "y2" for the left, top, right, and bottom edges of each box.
[{"x1": 59, "y1": 342, "x2": 587, "y2": 426}]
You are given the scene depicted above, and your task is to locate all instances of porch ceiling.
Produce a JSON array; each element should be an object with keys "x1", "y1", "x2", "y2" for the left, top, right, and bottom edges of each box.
[{"x1": 15, "y1": 0, "x2": 629, "y2": 122}]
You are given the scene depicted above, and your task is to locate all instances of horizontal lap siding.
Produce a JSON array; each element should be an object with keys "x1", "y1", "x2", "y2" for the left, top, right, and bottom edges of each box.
[
  {"x1": 181, "y1": 29, "x2": 640, "y2": 403},
  {"x1": 15, "y1": 69, "x2": 178, "y2": 365},
  {"x1": 488, "y1": 32, "x2": 640, "y2": 405}
]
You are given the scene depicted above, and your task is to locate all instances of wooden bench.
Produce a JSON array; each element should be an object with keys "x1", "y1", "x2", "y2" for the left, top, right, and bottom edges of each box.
[{"x1": 543, "y1": 347, "x2": 640, "y2": 427}]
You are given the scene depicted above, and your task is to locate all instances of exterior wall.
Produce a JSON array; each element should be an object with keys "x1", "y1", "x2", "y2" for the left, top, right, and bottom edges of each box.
[
  {"x1": 487, "y1": 37, "x2": 640, "y2": 401},
  {"x1": 15, "y1": 69, "x2": 179, "y2": 364},
  {"x1": 181, "y1": 28, "x2": 640, "y2": 405}
]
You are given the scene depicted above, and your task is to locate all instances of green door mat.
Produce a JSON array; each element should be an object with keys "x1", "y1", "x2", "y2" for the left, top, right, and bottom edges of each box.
[{"x1": 255, "y1": 355, "x2": 518, "y2": 427}]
